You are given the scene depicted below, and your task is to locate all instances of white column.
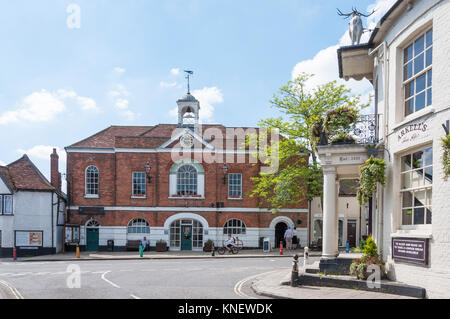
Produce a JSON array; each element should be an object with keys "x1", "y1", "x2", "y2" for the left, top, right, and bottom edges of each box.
[{"x1": 322, "y1": 166, "x2": 339, "y2": 258}]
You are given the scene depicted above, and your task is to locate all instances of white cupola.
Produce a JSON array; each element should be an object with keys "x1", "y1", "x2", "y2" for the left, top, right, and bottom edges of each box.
[{"x1": 177, "y1": 92, "x2": 200, "y2": 133}]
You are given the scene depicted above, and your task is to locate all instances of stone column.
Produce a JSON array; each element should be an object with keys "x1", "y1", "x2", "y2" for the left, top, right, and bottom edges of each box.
[{"x1": 322, "y1": 166, "x2": 339, "y2": 258}]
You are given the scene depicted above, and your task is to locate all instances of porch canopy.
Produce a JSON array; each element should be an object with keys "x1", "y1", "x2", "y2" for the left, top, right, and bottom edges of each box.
[{"x1": 317, "y1": 144, "x2": 369, "y2": 258}]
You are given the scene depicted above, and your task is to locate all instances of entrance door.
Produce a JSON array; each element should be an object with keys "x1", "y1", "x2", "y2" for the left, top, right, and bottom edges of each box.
[
  {"x1": 347, "y1": 220, "x2": 357, "y2": 248},
  {"x1": 181, "y1": 225, "x2": 192, "y2": 251},
  {"x1": 86, "y1": 228, "x2": 99, "y2": 251},
  {"x1": 275, "y1": 223, "x2": 287, "y2": 248}
]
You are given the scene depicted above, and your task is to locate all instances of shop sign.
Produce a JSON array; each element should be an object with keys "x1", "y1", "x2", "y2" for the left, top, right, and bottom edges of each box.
[
  {"x1": 397, "y1": 121, "x2": 429, "y2": 144},
  {"x1": 392, "y1": 237, "x2": 429, "y2": 265}
]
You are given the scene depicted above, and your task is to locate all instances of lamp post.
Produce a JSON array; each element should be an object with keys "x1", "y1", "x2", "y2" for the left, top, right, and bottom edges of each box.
[
  {"x1": 145, "y1": 162, "x2": 152, "y2": 183},
  {"x1": 222, "y1": 164, "x2": 228, "y2": 185}
]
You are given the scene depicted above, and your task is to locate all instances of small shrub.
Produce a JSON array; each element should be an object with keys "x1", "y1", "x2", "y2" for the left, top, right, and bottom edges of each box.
[{"x1": 350, "y1": 235, "x2": 385, "y2": 280}]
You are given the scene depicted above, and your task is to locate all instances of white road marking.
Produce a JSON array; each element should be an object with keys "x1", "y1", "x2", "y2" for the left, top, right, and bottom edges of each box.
[
  {"x1": 0, "y1": 280, "x2": 24, "y2": 299},
  {"x1": 101, "y1": 271, "x2": 120, "y2": 288},
  {"x1": 233, "y1": 270, "x2": 280, "y2": 299}
]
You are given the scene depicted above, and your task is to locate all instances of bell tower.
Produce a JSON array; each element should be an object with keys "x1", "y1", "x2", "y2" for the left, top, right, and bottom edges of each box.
[{"x1": 177, "y1": 70, "x2": 200, "y2": 133}]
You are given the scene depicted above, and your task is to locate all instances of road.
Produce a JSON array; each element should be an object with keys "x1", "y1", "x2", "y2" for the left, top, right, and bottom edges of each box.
[{"x1": 0, "y1": 257, "x2": 318, "y2": 299}]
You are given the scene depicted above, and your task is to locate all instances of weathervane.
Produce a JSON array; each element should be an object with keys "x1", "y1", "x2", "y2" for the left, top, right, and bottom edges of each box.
[
  {"x1": 337, "y1": 7, "x2": 375, "y2": 45},
  {"x1": 184, "y1": 70, "x2": 194, "y2": 93}
]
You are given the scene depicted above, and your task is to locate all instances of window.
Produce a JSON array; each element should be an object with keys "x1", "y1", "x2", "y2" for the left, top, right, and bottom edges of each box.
[
  {"x1": 177, "y1": 165, "x2": 197, "y2": 195},
  {"x1": 400, "y1": 147, "x2": 432, "y2": 225},
  {"x1": 404, "y1": 28, "x2": 432, "y2": 116},
  {"x1": 127, "y1": 218, "x2": 150, "y2": 234},
  {"x1": 0, "y1": 195, "x2": 12, "y2": 215},
  {"x1": 223, "y1": 219, "x2": 246, "y2": 235},
  {"x1": 65, "y1": 226, "x2": 80, "y2": 243},
  {"x1": 132, "y1": 172, "x2": 146, "y2": 196},
  {"x1": 85, "y1": 166, "x2": 99, "y2": 196},
  {"x1": 228, "y1": 173, "x2": 242, "y2": 198}
]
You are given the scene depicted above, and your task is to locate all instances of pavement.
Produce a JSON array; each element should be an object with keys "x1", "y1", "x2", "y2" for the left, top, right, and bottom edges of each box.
[
  {"x1": 250, "y1": 269, "x2": 417, "y2": 299},
  {"x1": 0, "y1": 248, "x2": 323, "y2": 262}
]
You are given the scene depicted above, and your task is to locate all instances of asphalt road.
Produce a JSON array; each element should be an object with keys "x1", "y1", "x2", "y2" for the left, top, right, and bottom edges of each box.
[{"x1": 0, "y1": 257, "x2": 318, "y2": 299}]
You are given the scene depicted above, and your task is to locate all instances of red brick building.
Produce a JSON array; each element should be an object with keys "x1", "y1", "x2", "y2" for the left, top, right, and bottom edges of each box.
[{"x1": 65, "y1": 93, "x2": 308, "y2": 251}]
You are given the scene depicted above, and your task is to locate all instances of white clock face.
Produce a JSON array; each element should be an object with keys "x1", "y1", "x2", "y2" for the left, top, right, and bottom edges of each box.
[{"x1": 180, "y1": 133, "x2": 194, "y2": 148}]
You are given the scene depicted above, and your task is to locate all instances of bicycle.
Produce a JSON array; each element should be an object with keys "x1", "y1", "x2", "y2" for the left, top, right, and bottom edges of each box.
[{"x1": 217, "y1": 237, "x2": 244, "y2": 255}]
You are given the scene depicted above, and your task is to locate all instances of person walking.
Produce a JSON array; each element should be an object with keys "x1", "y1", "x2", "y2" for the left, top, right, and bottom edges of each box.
[
  {"x1": 292, "y1": 227, "x2": 298, "y2": 250},
  {"x1": 284, "y1": 227, "x2": 294, "y2": 250},
  {"x1": 141, "y1": 236, "x2": 149, "y2": 252}
]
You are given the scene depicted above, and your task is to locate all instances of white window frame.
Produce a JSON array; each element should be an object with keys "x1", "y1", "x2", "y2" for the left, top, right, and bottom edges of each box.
[
  {"x1": 223, "y1": 218, "x2": 246, "y2": 235},
  {"x1": 127, "y1": 218, "x2": 150, "y2": 234},
  {"x1": 228, "y1": 173, "x2": 242, "y2": 199},
  {"x1": 176, "y1": 165, "x2": 198, "y2": 196},
  {"x1": 85, "y1": 166, "x2": 99, "y2": 198},
  {"x1": 0, "y1": 195, "x2": 13, "y2": 215},
  {"x1": 403, "y1": 28, "x2": 433, "y2": 118},
  {"x1": 132, "y1": 172, "x2": 146, "y2": 197},
  {"x1": 400, "y1": 146, "x2": 432, "y2": 227}
]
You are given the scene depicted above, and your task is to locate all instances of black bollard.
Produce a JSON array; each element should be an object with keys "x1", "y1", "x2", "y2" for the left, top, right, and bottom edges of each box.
[
  {"x1": 291, "y1": 254, "x2": 299, "y2": 287},
  {"x1": 211, "y1": 243, "x2": 215, "y2": 256}
]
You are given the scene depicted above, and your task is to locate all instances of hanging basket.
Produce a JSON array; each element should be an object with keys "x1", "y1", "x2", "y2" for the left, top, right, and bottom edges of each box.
[{"x1": 356, "y1": 156, "x2": 386, "y2": 205}]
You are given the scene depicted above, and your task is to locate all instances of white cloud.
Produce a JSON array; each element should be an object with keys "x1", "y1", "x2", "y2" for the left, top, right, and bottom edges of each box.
[
  {"x1": 170, "y1": 68, "x2": 180, "y2": 75},
  {"x1": 291, "y1": 0, "x2": 396, "y2": 113},
  {"x1": 0, "y1": 160, "x2": 6, "y2": 166},
  {"x1": 108, "y1": 84, "x2": 139, "y2": 121},
  {"x1": 169, "y1": 86, "x2": 224, "y2": 123},
  {"x1": 77, "y1": 96, "x2": 98, "y2": 111},
  {"x1": 16, "y1": 145, "x2": 67, "y2": 164},
  {"x1": 160, "y1": 81, "x2": 178, "y2": 88},
  {"x1": 113, "y1": 67, "x2": 126, "y2": 75},
  {"x1": 0, "y1": 90, "x2": 66, "y2": 124}
]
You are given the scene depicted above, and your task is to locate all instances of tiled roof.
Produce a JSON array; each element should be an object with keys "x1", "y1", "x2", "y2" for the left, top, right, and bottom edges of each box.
[
  {"x1": 4, "y1": 155, "x2": 55, "y2": 192},
  {"x1": 0, "y1": 166, "x2": 15, "y2": 191},
  {"x1": 67, "y1": 124, "x2": 259, "y2": 149}
]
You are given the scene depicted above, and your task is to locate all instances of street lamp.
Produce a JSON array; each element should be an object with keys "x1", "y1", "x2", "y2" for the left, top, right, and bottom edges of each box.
[
  {"x1": 145, "y1": 162, "x2": 152, "y2": 183},
  {"x1": 222, "y1": 164, "x2": 228, "y2": 185}
]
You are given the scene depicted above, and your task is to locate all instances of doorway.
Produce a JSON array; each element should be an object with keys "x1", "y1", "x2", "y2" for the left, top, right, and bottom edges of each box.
[
  {"x1": 347, "y1": 220, "x2": 357, "y2": 248},
  {"x1": 275, "y1": 222, "x2": 288, "y2": 248},
  {"x1": 181, "y1": 225, "x2": 192, "y2": 251},
  {"x1": 86, "y1": 219, "x2": 100, "y2": 251}
]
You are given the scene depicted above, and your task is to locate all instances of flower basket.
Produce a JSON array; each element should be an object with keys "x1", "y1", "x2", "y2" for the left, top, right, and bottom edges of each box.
[
  {"x1": 156, "y1": 240, "x2": 167, "y2": 252},
  {"x1": 356, "y1": 156, "x2": 386, "y2": 205},
  {"x1": 203, "y1": 239, "x2": 214, "y2": 252}
]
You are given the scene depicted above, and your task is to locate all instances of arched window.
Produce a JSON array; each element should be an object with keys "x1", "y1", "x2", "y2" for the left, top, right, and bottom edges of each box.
[
  {"x1": 86, "y1": 219, "x2": 100, "y2": 228},
  {"x1": 223, "y1": 219, "x2": 246, "y2": 235},
  {"x1": 85, "y1": 166, "x2": 99, "y2": 196},
  {"x1": 127, "y1": 218, "x2": 150, "y2": 234},
  {"x1": 177, "y1": 165, "x2": 197, "y2": 195}
]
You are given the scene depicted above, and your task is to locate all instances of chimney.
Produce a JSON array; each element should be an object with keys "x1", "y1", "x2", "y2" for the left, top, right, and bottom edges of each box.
[{"x1": 50, "y1": 148, "x2": 60, "y2": 192}]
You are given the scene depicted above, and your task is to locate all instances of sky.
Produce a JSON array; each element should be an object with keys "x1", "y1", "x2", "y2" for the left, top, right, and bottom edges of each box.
[{"x1": 0, "y1": 0, "x2": 396, "y2": 191}]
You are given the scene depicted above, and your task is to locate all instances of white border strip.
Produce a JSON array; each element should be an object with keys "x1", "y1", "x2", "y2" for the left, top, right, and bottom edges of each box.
[{"x1": 68, "y1": 206, "x2": 308, "y2": 213}]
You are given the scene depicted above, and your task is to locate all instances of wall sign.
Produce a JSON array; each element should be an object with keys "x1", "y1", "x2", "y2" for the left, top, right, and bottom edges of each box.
[
  {"x1": 79, "y1": 207, "x2": 105, "y2": 215},
  {"x1": 392, "y1": 237, "x2": 429, "y2": 265},
  {"x1": 397, "y1": 121, "x2": 429, "y2": 144},
  {"x1": 15, "y1": 231, "x2": 43, "y2": 247}
]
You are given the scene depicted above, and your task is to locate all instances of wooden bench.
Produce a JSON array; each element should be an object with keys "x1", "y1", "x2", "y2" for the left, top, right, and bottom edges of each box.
[{"x1": 126, "y1": 240, "x2": 142, "y2": 251}]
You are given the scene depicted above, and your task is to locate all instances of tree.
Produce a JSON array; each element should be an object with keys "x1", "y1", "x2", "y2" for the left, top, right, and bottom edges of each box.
[{"x1": 248, "y1": 73, "x2": 369, "y2": 212}]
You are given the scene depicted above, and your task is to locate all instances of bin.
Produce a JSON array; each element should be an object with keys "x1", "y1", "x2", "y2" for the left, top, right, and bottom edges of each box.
[
  {"x1": 263, "y1": 238, "x2": 271, "y2": 252},
  {"x1": 107, "y1": 240, "x2": 114, "y2": 252}
]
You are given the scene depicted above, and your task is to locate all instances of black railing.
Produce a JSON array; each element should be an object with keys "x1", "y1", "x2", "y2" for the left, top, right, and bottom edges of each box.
[{"x1": 353, "y1": 114, "x2": 380, "y2": 145}]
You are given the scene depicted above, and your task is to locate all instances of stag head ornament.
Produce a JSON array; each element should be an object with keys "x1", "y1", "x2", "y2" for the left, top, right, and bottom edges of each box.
[{"x1": 337, "y1": 7, "x2": 375, "y2": 45}]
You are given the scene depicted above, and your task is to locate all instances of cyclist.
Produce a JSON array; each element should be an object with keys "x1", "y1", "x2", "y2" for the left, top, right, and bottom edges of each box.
[{"x1": 224, "y1": 233, "x2": 236, "y2": 252}]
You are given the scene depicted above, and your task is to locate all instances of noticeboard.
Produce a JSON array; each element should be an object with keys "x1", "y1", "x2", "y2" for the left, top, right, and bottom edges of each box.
[
  {"x1": 392, "y1": 237, "x2": 429, "y2": 265},
  {"x1": 15, "y1": 231, "x2": 43, "y2": 247}
]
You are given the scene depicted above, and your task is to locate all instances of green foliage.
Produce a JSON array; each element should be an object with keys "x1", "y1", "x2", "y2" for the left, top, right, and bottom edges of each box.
[
  {"x1": 442, "y1": 135, "x2": 450, "y2": 180},
  {"x1": 324, "y1": 105, "x2": 360, "y2": 137},
  {"x1": 350, "y1": 236, "x2": 385, "y2": 280},
  {"x1": 356, "y1": 156, "x2": 386, "y2": 205},
  {"x1": 247, "y1": 73, "x2": 368, "y2": 211}
]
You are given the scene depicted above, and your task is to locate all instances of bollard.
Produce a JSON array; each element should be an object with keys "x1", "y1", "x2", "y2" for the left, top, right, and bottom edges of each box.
[
  {"x1": 291, "y1": 254, "x2": 299, "y2": 287},
  {"x1": 346, "y1": 241, "x2": 349, "y2": 253},
  {"x1": 303, "y1": 246, "x2": 309, "y2": 268},
  {"x1": 139, "y1": 244, "x2": 144, "y2": 258},
  {"x1": 211, "y1": 243, "x2": 215, "y2": 257},
  {"x1": 76, "y1": 245, "x2": 80, "y2": 258},
  {"x1": 13, "y1": 247, "x2": 17, "y2": 261},
  {"x1": 280, "y1": 241, "x2": 283, "y2": 255}
]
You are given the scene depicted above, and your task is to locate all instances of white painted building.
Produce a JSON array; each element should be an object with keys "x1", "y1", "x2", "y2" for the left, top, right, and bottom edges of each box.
[
  {"x1": 0, "y1": 152, "x2": 66, "y2": 257},
  {"x1": 337, "y1": 0, "x2": 450, "y2": 298}
]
